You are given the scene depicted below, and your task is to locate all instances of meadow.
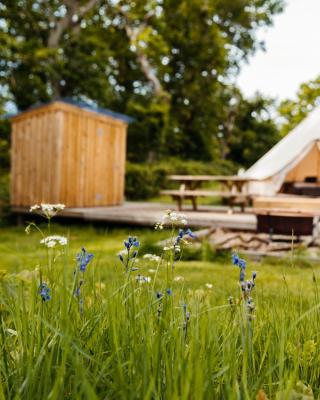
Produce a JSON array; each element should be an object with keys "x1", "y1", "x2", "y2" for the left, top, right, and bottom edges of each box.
[{"x1": 0, "y1": 209, "x2": 320, "y2": 399}]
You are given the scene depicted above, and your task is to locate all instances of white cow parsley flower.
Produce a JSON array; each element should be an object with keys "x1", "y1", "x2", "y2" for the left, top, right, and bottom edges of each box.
[
  {"x1": 30, "y1": 204, "x2": 65, "y2": 219},
  {"x1": 143, "y1": 254, "x2": 161, "y2": 262},
  {"x1": 40, "y1": 235, "x2": 68, "y2": 248},
  {"x1": 155, "y1": 210, "x2": 188, "y2": 229}
]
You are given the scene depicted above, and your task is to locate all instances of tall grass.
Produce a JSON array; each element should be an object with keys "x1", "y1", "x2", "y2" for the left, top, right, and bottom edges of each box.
[{"x1": 0, "y1": 209, "x2": 319, "y2": 399}]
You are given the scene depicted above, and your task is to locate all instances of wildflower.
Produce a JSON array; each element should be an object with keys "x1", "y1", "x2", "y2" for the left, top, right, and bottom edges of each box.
[
  {"x1": 124, "y1": 236, "x2": 140, "y2": 250},
  {"x1": 143, "y1": 254, "x2": 161, "y2": 262},
  {"x1": 155, "y1": 210, "x2": 188, "y2": 229},
  {"x1": 156, "y1": 291, "x2": 163, "y2": 299},
  {"x1": 40, "y1": 235, "x2": 68, "y2": 248},
  {"x1": 74, "y1": 280, "x2": 84, "y2": 297},
  {"x1": 232, "y1": 252, "x2": 246, "y2": 282},
  {"x1": 39, "y1": 282, "x2": 51, "y2": 301},
  {"x1": 164, "y1": 245, "x2": 181, "y2": 252},
  {"x1": 136, "y1": 274, "x2": 151, "y2": 283},
  {"x1": 166, "y1": 288, "x2": 173, "y2": 295},
  {"x1": 76, "y1": 248, "x2": 94, "y2": 272},
  {"x1": 231, "y1": 252, "x2": 240, "y2": 265},
  {"x1": 174, "y1": 275, "x2": 184, "y2": 282},
  {"x1": 30, "y1": 203, "x2": 65, "y2": 219},
  {"x1": 186, "y1": 228, "x2": 196, "y2": 239},
  {"x1": 205, "y1": 283, "x2": 213, "y2": 289}
]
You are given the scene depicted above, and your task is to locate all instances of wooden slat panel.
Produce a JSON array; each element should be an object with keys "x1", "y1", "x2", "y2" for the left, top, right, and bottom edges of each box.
[
  {"x1": 253, "y1": 196, "x2": 320, "y2": 212},
  {"x1": 11, "y1": 101, "x2": 128, "y2": 207}
]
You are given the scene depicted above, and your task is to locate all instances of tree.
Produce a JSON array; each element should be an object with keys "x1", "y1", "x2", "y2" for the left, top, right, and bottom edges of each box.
[
  {"x1": 278, "y1": 75, "x2": 320, "y2": 136},
  {"x1": 223, "y1": 94, "x2": 279, "y2": 168},
  {"x1": 0, "y1": 0, "x2": 284, "y2": 163}
]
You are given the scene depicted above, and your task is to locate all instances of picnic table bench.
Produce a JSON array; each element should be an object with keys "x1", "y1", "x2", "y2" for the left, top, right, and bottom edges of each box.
[{"x1": 161, "y1": 175, "x2": 251, "y2": 211}]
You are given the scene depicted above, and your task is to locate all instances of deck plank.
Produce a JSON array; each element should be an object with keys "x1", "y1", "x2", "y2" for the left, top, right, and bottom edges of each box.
[{"x1": 12, "y1": 202, "x2": 256, "y2": 230}]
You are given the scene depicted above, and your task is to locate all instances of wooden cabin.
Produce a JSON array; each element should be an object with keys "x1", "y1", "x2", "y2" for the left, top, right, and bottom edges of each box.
[{"x1": 11, "y1": 99, "x2": 131, "y2": 207}]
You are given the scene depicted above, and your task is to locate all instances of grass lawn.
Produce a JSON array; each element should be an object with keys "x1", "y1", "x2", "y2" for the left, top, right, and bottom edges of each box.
[
  {"x1": 1, "y1": 219, "x2": 320, "y2": 398},
  {"x1": 1, "y1": 222, "x2": 319, "y2": 297}
]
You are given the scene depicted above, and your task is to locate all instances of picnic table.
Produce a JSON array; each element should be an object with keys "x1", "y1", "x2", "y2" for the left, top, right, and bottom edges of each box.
[{"x1": 161, "y1": 175, "x2": 251, "y2": 211}]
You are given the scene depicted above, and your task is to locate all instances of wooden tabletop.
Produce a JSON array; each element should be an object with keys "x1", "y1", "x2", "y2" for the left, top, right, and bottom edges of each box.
[{"x1": 168, "y1": 175, "x2": 250, "y2": 182}]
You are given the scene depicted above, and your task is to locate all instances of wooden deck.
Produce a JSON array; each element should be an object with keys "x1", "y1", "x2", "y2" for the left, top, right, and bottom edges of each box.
[{"x1": 12, "y1": 202, "x2": 256, "y2": 230}]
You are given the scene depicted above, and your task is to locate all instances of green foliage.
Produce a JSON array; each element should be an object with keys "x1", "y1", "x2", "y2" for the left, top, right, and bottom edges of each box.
[
  {"x1": 0, "y1": 172, "x2": 10, "y2": 225},
  {"x1": 125, "y1": 158, "x2": 235, "y2": 200},
  {"x1": 0, "y1": 0, "x2": 284, "y2": 165},
  {"x1": 279, "y1": 75, "x2": 320, "y2": 137},
  {"x1": 226, "y1": 95, "x2": 280, "y2": 168},
  {"x1": 0, "y1": 118, "x2": 10, "y2": 170},
  {"x1": 125, "y1": 162, "x2": 168, "y2": 200}
]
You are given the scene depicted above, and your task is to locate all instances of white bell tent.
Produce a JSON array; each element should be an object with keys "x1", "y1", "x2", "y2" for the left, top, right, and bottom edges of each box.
[{"x1": 243, "y1": 106, "x2": 320, "y2": 196}]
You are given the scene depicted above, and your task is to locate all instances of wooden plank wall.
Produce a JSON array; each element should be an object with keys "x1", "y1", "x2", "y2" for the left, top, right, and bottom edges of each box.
[
  {"x1": 11, "y1": 102, "x2": 127, "y2": 207},
  {"x1": 11, "y1": 107, "x2": 61, "y2": 206}
]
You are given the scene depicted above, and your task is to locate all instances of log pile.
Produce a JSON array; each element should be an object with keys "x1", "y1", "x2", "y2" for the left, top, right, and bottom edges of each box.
[{"x1": 202, "y1": 228, "x2": 316, "y2": 253}]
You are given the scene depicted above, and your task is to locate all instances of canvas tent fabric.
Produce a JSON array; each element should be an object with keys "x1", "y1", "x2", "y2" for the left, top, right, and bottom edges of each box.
[{"x1": 242, "y1": 106, "x2": 320, "y2": 196}]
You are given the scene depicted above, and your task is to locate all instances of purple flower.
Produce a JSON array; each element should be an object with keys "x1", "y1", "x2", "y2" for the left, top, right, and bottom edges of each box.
[
  {"x1": 39, "y1": 282, "x2": 51, "y2": 301},
  {"x1": 232, "y1": 253, "x2": 240, "y2": 266},
  {"x1": 240, "y1": 269, "x2": 245, "y2": 282},
  {"x1": 77, "y1": 247, "x2": 94, "y2": 272},
  {"x1": 186, "y1": 228, "x2": 196, "y2": 239},
  {"x1": 124, "y1": 236, "x2": 140, "y2": 250}
]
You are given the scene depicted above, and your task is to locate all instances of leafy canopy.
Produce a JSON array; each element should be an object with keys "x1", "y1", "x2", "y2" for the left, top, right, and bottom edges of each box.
[{"x1": 0, "y1": 0, "x2": 284, "y2": 164}]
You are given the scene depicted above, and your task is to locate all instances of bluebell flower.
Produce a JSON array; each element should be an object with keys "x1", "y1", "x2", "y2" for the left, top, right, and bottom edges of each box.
[
  {"x1": 124, "y1": 236, "x2": 140, "y2": 250},
  {"x1": 166, "y1": 288, "x2": 173, "y2": 295},
  {"x1": 77, "y1": 247, "x2": 94, "y2": 272},
  {"x1": 39, "y1": 282, "x2": 51, "y2": 301},
  {"x1": 186, "y1": 228, "x2": 196, "y2": 239},
  {"x1": 132, "y1": 250, "x2": 137, "y2": 258},
  {"x1": 156, "y1": 291, "x2": 163, "y2": 299},
  {"x1": 240, "y1": 269, "x2": 245, "y2": 282},
  {"x1": 238, "y1": 259, "x2": 246, "y2": 269},
  {"x1": 174, "y1": 228, "x2": 196, "y2": 246},
  {"x1": 74, "y1": 280, "x2": 83, "y2": 297},
  {"x1": 232, "y1": 253, "x2": 240, "y2": 266},
  {"x1": 252, "y1": 271, "x2": 257, "y2": 280}
]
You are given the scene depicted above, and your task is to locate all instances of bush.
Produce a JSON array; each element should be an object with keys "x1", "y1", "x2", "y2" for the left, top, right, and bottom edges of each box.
[
  {"x1": 125, "y1": 163, "x2": 168, "y2": 200},
  {"x1": 125, "y1": 158, "x2": 236, "y2": 200},
  {"x1": 0, "y1": 172, "x2": 11, "y2": 225}
]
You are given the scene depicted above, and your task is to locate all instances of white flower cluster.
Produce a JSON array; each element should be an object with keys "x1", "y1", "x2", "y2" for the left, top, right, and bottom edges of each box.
[
  {"x1": 30, "y1": 204, "x2": 65, "y2": 218},
  {"x1": 155, "y1": 210, "x2": 187, "y2": 229},
  {"x1": 136, "y1": 274, "x2": 151, "y2": 283},
  {"x1": 40, "y1": 235, "x2": 68, "y2": 248},
  {"x1": 163, "y1": 244, "x2": 181, "y2": 252},
  {"x1": 143, "y1": 254, "x2": 161, "y2": 263},
  {"x1": 205, "y1": 283, "x2": 213, "y2": 289}
]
